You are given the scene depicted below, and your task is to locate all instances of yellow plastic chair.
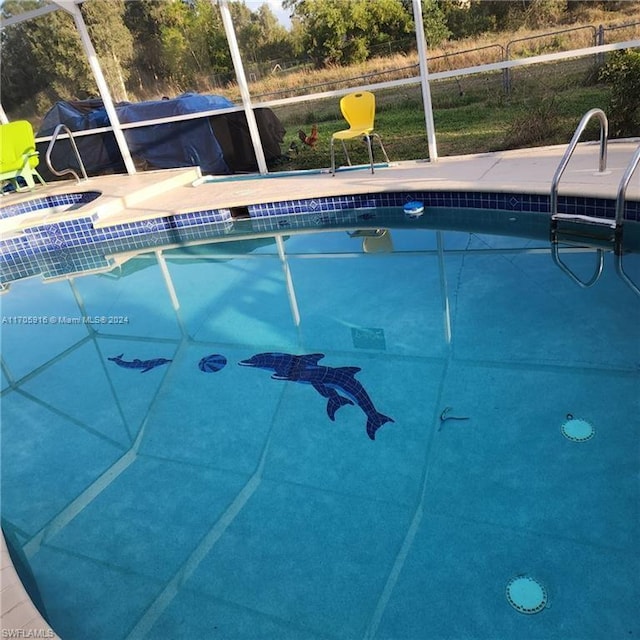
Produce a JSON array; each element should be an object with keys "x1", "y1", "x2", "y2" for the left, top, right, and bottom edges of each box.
[
  {"x1": 0, "y1": 120, "x2": 46, "y2": 192},
  {"x1": 330, "y1": 91, "x2": 389, "y2": 175}
]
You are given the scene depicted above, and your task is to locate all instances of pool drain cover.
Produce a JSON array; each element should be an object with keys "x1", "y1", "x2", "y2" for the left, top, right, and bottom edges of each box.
[
  {"x1": 561, "y1": 415, "x2": 595, "y2": 442},
  {"x1": 351, "y1": 327, "x2": 386, "y2": 350},
  {"x1": 506, "y1": 575, "x2": 547, "y2": 614}
]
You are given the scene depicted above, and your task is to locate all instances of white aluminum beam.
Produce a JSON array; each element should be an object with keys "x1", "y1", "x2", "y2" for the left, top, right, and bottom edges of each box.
[
  {"x1": 216, "y1": 0, "x2": 268, "y2": 174},
  {"x1": 0, "y1": 3, "x2": 59, "y2": 28},
  {"x1": 412, "y1": 0, "x2": 438, "y2": 162},
  {"x1": 276, "y1": 235, "x2": 301, "y2": 326},
  {"x1": 61, "y1": 2, "x2": 137, "y2": 174}
]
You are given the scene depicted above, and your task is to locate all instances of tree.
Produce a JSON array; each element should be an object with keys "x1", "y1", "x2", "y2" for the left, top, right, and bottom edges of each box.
[
  {"x1": 417, "y1": 0, "x2": 451, "y2": 47},
  {"x1": 230, "y1": 1, "x2": 261, "y2": 62},
  {"x1": 1, "y1": 0, "x2": 135, "y2": 109},
  {"x1": 247, "y1": 3, "x2": 294, "y2": 61},
  {"x1": 156, "y1": 0, "x2": 231, "y2": 89},
  {"x1": 1, "y1": 1, "x2": 47, "y2": 110},
  {"x1": 292, "y1": 0, "x2": 352, "y2": 67},
  {"x1": 1, "y1": 0, "x2": 93, "y2": 110},
  {"x1": 438, "y1": 0, "x2": 533, "y2": 38},
  {"x1": 124, "y1": 0, "x2": 174, "y2": 85},
  {"x1": 352, "y1": 0, "x2": 413, "y2": 57},
  {"x1": 287, "y1": 0, "x2": 418, "y2": 67},
  {"x1": 81, "y1": 0, "x2": 134, "y2": 101}
]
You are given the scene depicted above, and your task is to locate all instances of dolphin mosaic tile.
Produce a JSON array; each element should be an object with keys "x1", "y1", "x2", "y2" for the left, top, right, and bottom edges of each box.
[
  {"x1": 239, "y1": 352, "x2": 394, "y2": 440},
  {"x1": 108, "y1": 354, "x2": 173, "y2": 373}
]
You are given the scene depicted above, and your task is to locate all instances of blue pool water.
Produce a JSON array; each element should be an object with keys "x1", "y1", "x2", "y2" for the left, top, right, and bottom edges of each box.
[{"x1": 1, "y1": 225, "x2": 639, "y2": 639}]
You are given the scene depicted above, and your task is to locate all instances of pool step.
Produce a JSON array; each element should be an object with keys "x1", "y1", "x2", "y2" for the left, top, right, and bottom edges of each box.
[
  {"x1": 549, "y1": 212, "x2": 624, "y2": 289},
  {"x1": 0, "y1": 168, "x2": 202, "y2": 239},
  {"x1": 92, "y1": 167, "x2": 201, "y2": 221},
  {"x1": 550, "y1": 213, "x2": 620, "y2": 250}
]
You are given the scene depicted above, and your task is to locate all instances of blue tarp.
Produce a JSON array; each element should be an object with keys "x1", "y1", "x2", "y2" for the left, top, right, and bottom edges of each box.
[
  {"x1": 37, "y1": 93, "x2": 286, "y2": 177},
  {"x1": 37, "y1": 98, "x2": 123, "y2": 177},
  {"x1": 117, "y1": 93, "x2": 233, "y2": 174}
]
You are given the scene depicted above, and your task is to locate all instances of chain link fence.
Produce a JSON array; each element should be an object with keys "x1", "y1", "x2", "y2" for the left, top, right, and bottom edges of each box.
[{"x1": 246, "y1": 20, "x2": 640, "y2": 101}]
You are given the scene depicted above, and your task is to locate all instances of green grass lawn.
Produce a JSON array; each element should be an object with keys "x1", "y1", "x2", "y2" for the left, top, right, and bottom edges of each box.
[{"x1": 271, "y1": 65, "x2": 612, "y2": 172}]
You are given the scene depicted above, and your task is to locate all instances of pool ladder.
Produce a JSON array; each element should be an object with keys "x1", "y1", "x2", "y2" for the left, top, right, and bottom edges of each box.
[{"x1": 550, "y1": 108, "x2": 640, "y2": 297}]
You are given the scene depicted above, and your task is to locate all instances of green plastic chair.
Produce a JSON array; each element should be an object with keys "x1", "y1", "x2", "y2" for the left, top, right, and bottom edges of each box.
[{"x1": 0, "y1": 120, "x2": 46, "y2": 192}]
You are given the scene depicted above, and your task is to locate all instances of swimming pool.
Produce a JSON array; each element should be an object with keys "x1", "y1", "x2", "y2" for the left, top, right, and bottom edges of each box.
[{"x1": 1, "y1": 204, "x2": 639, "y2": 638}]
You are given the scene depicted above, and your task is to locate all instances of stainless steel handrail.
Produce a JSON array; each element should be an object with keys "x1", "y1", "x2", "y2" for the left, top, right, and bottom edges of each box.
[
  {"x1": 614, "y1": 143, "x2": 640, "y2": 297},
  {"x1": 615, "y1": 143, "x2": 640, "y2": 227},
  {"x1": 44, "y1": 124, "x2": 89, "y2": 184},
  {"x1": 550, "y1": 243, "x2": 605, "y2": 288},
  {"x1": 550, "y1": 108, "x2": 608, "y2": 216},
  {"x1": 549, "y1": 108, "x2": 609, "y2": 289}
]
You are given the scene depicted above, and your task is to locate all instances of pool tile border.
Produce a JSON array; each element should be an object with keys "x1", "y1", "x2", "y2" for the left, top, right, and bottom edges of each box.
[
  {"x1": 0, "y1": 191, "x2": 102, "y2": 220},
  {"x1": 1, "y1": 190, "x2": 638, "y2": 285}
]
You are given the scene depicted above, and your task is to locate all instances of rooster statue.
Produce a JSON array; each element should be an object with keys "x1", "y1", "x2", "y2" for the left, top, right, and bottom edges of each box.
[{"x1": 298, "y1": 123, "x2": 319, "y2": 148}]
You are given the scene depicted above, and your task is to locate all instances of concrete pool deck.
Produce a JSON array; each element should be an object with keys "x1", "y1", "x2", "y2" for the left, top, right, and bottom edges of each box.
[
  {"x1": 1, "y1": 532, "x2": 60, "y2": 638},
  {"x1": 0, "y1": 139, "x2": 639, "y2": 239},
  {"x1": 0, "y1": 139, "x2": 639, "y2": 637}
]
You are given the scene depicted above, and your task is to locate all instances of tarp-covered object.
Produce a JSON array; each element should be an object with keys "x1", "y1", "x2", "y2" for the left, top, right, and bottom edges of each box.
[
  {"x1": 37, "y1": 98, "x2": 124, "y2": 178},
  {"x1": 36, "y1": 93, "x2": 286, "y2": 179},
  {"x1": 117, "y1": 93, "x2": 233, "y2": 174}
]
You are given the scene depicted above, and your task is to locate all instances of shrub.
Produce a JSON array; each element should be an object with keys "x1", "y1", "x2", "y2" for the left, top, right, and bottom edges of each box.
[
  {"x1": 501, "y1": 95, "x2": 560, "y2": 149},
  {"x1": 598, "y1": 49, "x2": 640, "y2": 138}
]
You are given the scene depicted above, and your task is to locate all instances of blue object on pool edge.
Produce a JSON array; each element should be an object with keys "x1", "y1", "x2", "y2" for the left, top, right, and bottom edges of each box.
[
  {"x1": 199, "y1": 354, "x2": 227, "y2": 372},
  {"x1": 404, "y1": 201, "x2": 424, "y2": 217}
]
